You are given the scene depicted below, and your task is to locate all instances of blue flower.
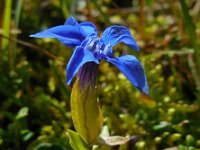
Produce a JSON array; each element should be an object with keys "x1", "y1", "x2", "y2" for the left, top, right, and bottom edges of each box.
[{"x1": 30, "y1": 16, "x2": 148, "y2": 94}]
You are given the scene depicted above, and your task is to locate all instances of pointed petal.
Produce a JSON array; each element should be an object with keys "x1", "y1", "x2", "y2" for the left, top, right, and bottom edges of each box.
[
  {"x1": 101, "y1": 25, "x2": 139, "y2": 51},
  {"x1": 64, "y1": 16, "x2": 78, "y2": 25},
  {"x1": 79, "y1": 22, "x2": 98, "y2": 37},
  {"x1": 30, "y1": 25, "x2": 84, "y2": 47},
  {"x1": 106, "y1": 55, "x2": 148, "y2": 94},
  {"x1": 65, "y1": 16, "x2": 97, "y2": 37},
  {"x1": 66, "y1": 46, "x2": 99, "y2": 85}
]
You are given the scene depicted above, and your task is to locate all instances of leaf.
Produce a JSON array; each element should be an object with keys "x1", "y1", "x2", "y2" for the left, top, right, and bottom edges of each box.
[
  {"x1": 67, "y1": 129, "x2": 88, "y2": 150},
  {"x1": 20, "y1": 129, "x2": 34, "y2": 142},
  {"x1": 70, "y1": 79, "x2": 103, "y2": 144},
  {"x1": 34, "y1": 143, "x2": 64, "y2": 150},
  {"x1": 15, "y1": 107, "x2": 29, "y2": 120},
  {"x1": 97, "y1": 136, "x2": 130, "y2": 146},
  {"x1": 96, "y1": 124, "x2": 138, "y2": 146},
  {"x1": 97, "y1": 127, "x2": 131, "y2": 146},
  {"x1": 153, "y1": 121, "x2": 169, "y2": 130}
]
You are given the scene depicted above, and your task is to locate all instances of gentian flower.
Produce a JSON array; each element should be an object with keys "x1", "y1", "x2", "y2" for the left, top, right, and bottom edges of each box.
[{"x1": 30, "y1": 16, "x2": 148, "y2": 94}]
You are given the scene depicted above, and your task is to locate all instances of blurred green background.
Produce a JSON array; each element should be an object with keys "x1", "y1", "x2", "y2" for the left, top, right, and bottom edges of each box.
[{"x1": 0, "y1": 0, "x2": 200, "y2": 149}]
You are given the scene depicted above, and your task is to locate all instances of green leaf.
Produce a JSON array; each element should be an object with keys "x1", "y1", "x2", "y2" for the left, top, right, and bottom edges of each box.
[
  {"x1": 67, "y1": 129, "x2": 88, "y2": 150},
  {"x1": 70, "y1": 79, "x2": 103, "y2": 144},
  {"x1": 186, "y1": 135, "x2": 195, "y2": 146},
  {"x1": 20, "y1": 129, "x2": 34, "y2": 142},
  {"x1": 34, "y1": 143, "x2": 64, "y2": 150},
  {"x1": 153, "y1": 121, "x2": 169, "y2": 130},
  {"x1": 15, "y1": 107, "x2": 29, "y2": 120}
]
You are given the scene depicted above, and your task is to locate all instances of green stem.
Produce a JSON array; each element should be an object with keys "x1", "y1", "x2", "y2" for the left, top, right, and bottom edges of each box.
[
  {"x1": 9, "y1": 0, "x2": 23, "y2": 71},
  {"x1": 1, "y1": 0, "x2": 12, "y2": 62}
]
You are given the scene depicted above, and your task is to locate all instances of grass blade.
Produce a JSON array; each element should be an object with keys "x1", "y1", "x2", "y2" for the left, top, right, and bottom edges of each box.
[
  {"x1": 1, "y1": 0, "x2": 12, "y2": 61},
  {"x1": 59, "y1": 0, "x2": 70, "y2": 18},
  {"x1": 50, "y1": 60, "x2": 70, "y2": 99},
  {"x1": 180, "y1": 0, "x2": 200, "y2": 91},
  {"x1": 91, "y1": 0, "x2": 111, "y2": 25},
  {"x1": 14, "y1": 0, "x2": 23, "y2": 27},
  {"x1": 9, "y1": 0, "x2": 23, "y2": 70}
]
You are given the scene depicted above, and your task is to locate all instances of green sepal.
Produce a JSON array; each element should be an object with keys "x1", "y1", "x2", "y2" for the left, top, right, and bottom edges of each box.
[
  {"x1": 70, "y1": 79, "x2": 103, "y2": 144},
  {"x1": 67, "y1": 129, "x2": 88, "y2": 150}
]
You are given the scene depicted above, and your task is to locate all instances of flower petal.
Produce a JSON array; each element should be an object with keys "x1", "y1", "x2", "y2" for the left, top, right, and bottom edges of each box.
[
  {"x1": 79, "y1": 22, "x2": 98, "y2": 37},
  {"x1": 66, "y1": 46, "x2": 99, "y2": 85},
  {"x1": 106, "y1": 55, "x2": 148, "y2": 94},
  {"x1": 64, "y1": 16, "x2": 78, "y2": 25},
  {"x1": 30, "y1": 25, "x2": 84, "y2": 47},
  {"x1": 101, "y1": 25, "x2": 139, "y2": 51}
]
